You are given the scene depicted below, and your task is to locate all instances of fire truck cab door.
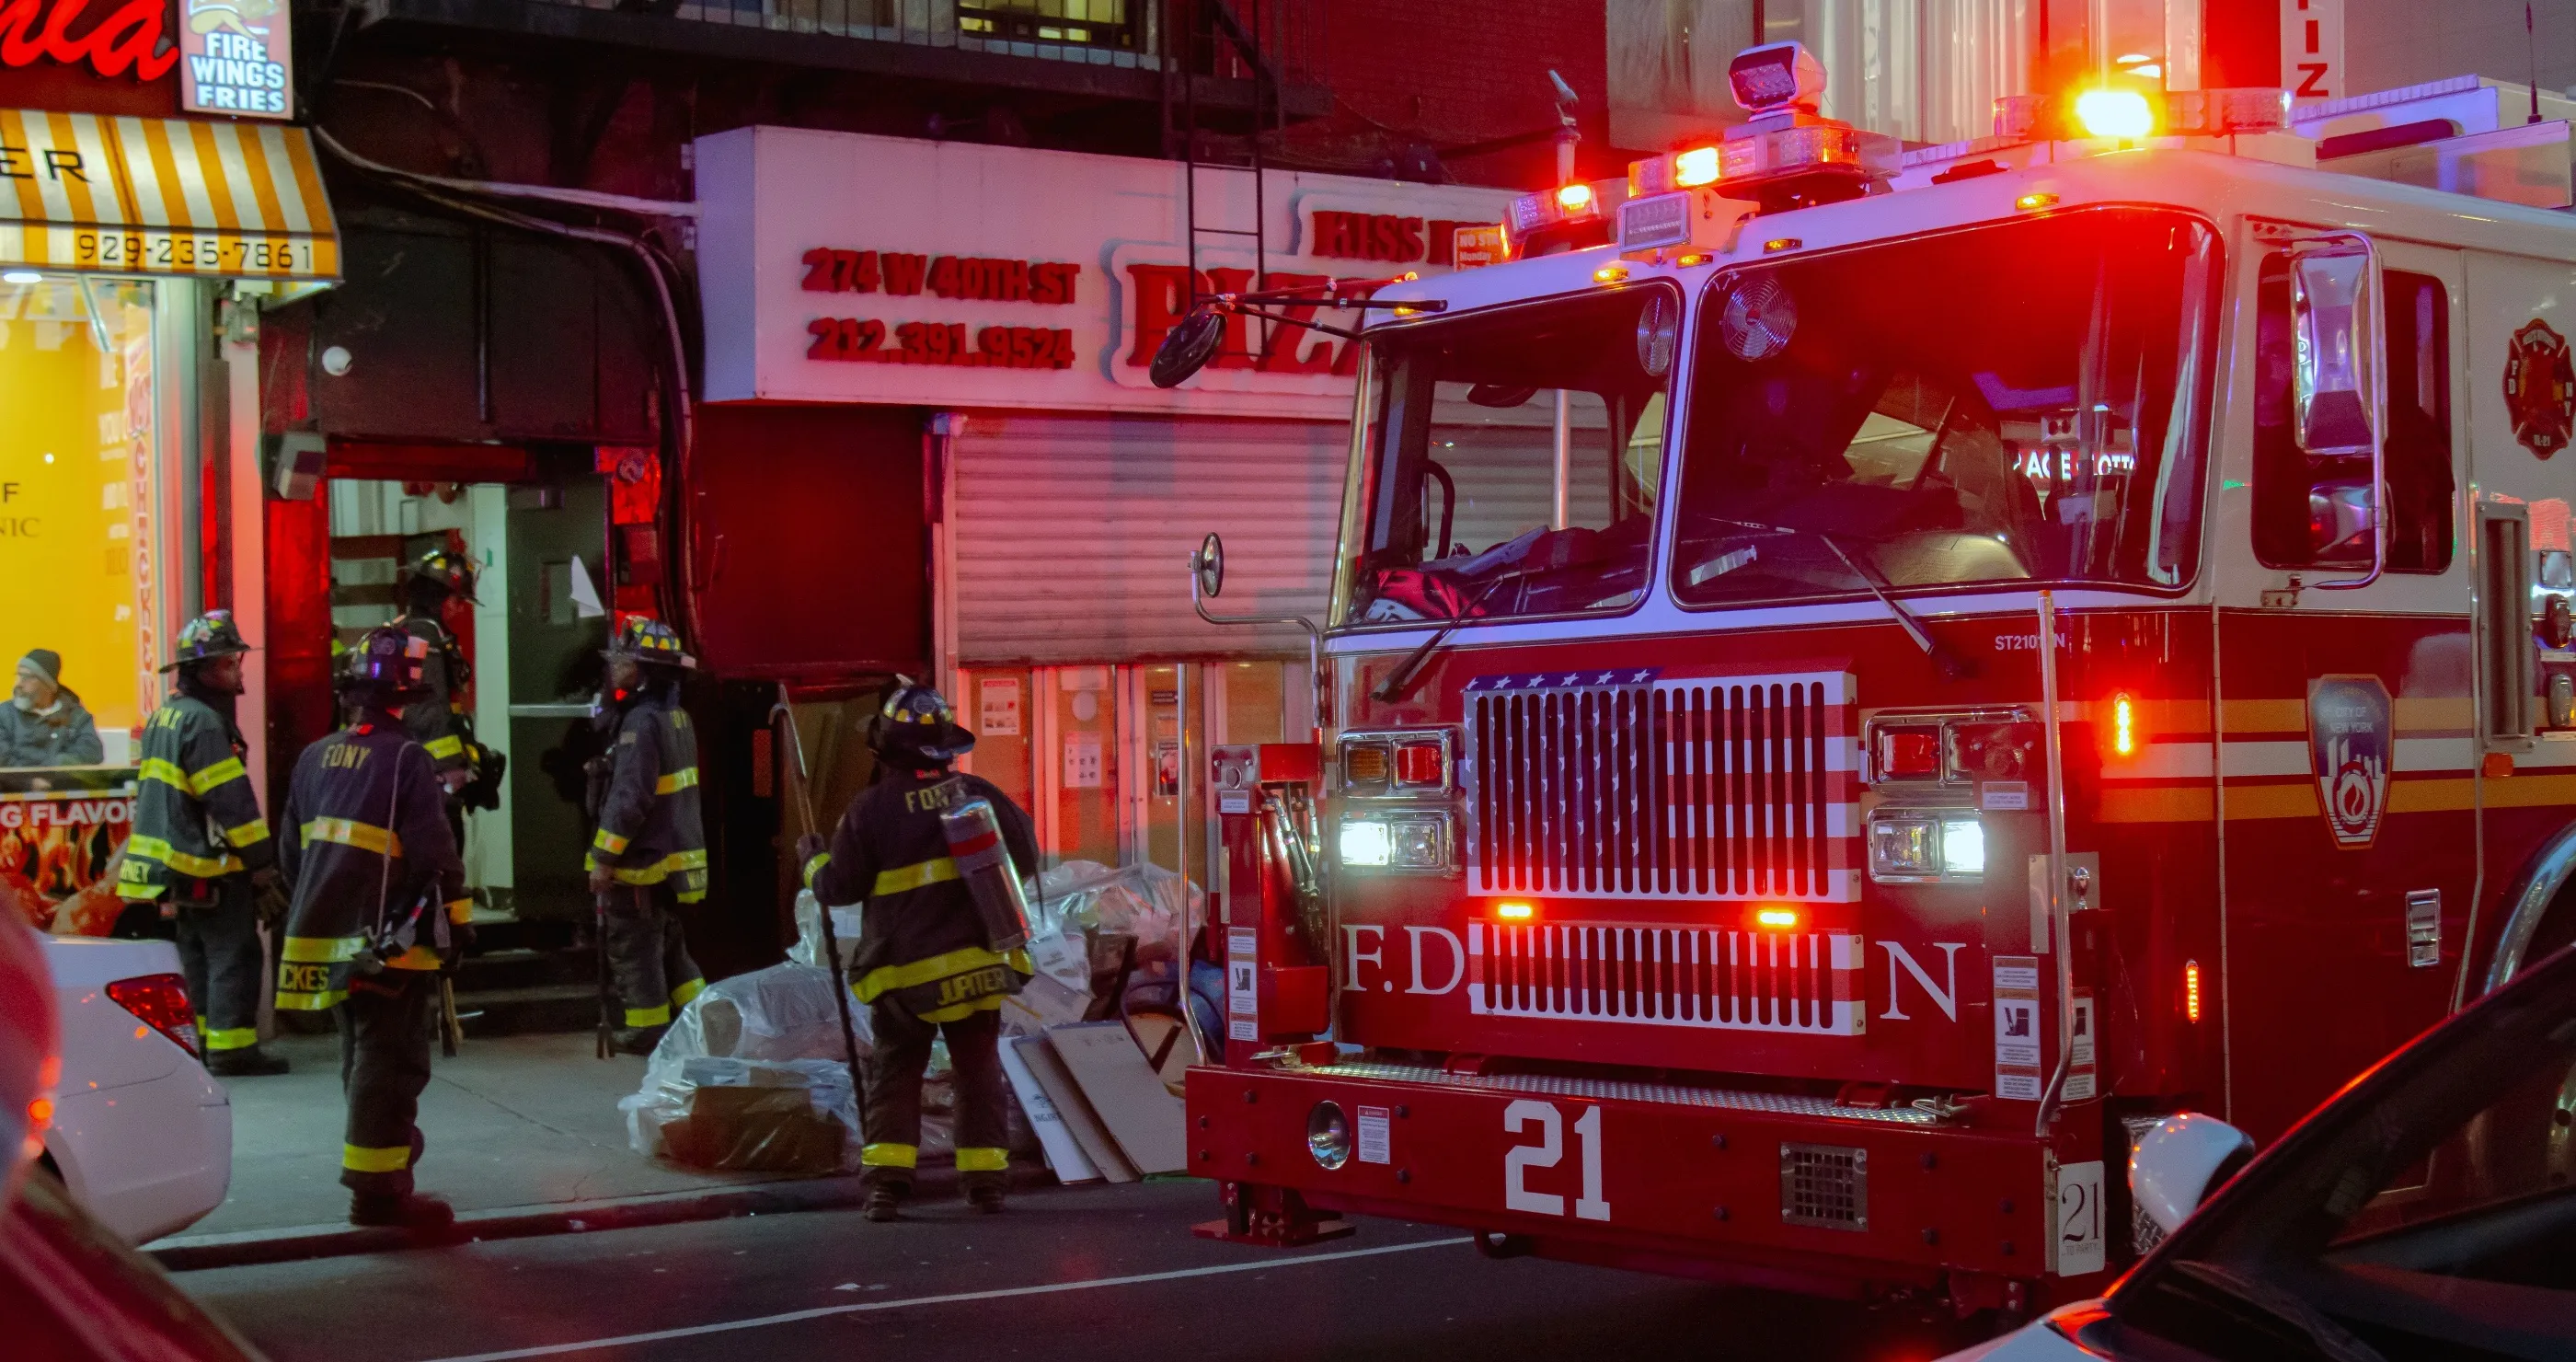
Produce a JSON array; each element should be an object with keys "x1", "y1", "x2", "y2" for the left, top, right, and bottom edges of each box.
[{"x1": 2214, "y1": 229, "x2": 2472, "y2": 1145}]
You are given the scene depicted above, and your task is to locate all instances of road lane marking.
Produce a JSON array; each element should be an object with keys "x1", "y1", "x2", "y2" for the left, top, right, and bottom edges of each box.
[{"x1": 417, "y1": 1234, "x2": 1478, "y2": 1362}]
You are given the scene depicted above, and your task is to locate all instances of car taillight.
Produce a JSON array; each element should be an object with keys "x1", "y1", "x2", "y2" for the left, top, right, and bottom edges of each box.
[
  {"x1": 1392, "y1": 739, "x2": 1446, "y2": 788},
  {"x1": 1875, "y1": 725, "x2": 1943, "y2": 781},
  {"x1": 105, "y1": 974, "x2": 198, "y2": 1057}
]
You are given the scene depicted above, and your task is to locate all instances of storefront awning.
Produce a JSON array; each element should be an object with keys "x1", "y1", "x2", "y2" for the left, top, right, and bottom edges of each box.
[{"x1": 0, "y1": 110, "x2": 338, "y2": 281}]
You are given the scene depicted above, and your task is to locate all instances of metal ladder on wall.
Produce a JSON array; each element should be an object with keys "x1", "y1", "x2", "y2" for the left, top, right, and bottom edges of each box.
[{"x1": 1167, "y1": 0, "x2": 1280, "y2": 355}]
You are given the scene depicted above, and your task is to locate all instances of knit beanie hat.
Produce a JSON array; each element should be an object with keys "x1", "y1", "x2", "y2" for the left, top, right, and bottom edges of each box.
[{"x1": 18, "y1": 651, "x2": 60, "y2": 687}]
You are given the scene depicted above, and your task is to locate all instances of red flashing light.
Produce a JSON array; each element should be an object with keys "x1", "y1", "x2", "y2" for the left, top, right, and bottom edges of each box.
[
  {"x1": 2110, "y1": 693, "x2": 2139, "y2": 757},
  {"x1": 2184, "y1": 960, "x2": 2202, "y2": 1022},
  {"x1": 106, "y1": 974, "x2": 199, "y2": 1057},
  {"x1": 1393, "y1": 740, "x2": 1446, "y2": 788},
  {"x1": 1877, "y1": 727, "x2": 1943, "y2": 781},
  {"x1": 1495, "y1": 902, "x2": 1535, "y2": 921},
  {"x1": 1754, "y1": 906, "x2": 1801, "y2": 930},
  {"x1": 1555, "y1": 182, "x2": 1594, "y2": 213}
]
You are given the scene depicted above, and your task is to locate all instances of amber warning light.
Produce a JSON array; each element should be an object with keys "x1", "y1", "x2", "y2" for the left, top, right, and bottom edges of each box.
[
  {"x1": 2109, "y1": 693, "x2": 2140, "y2": 758},
  {"x1": 2184, "y1": 960, "x2": 2202, "y2": 1022}
]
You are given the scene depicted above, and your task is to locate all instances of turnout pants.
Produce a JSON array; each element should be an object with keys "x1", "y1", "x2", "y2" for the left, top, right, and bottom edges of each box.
[
  {"x1": 861, "y1": 1001, "x2": 1009, "y2": 1189},
  {"x1": 339, "y1": 969, "x2": 436, "y2": 1198},
  {"x1": 172, "y1": 874, "x2": 263, "y2": 1055},
  {"x1": 604, "y1": 883, "x2": 704, "y2": 1029}
]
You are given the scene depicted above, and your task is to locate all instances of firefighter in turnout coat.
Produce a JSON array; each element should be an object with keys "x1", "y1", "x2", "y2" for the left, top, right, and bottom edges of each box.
[
  {"x1": 276, "y1": 628, "x2": 471, "y2": 1230},
  {"x1": 117, "y1": 612, "x2": 293, "y2": 1077},
  {"x1": 798, "y1": 681, "x2": 1037, "y2": 1221},
  {"x1": 587, "y1": 618, "x2": 707, "y2": 1055}
]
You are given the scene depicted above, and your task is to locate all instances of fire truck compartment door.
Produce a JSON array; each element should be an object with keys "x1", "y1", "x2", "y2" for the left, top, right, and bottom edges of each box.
[{"x1": 2214, "y1": 231, "x2": 2473, "y2": 1146}]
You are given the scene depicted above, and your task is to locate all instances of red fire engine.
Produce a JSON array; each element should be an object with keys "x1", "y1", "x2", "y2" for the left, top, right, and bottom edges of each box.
[{"x1": 1163, "y1": 41, "x2": 2576, "y2": 1321}]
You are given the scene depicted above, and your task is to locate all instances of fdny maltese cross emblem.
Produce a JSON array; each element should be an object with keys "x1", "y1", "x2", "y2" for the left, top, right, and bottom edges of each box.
[
  {"x1": 2503, "y1": 318, "x2": 2576, "y2": 457},
  {"x1": 2309, "y1": 675, "x2": 2393, "y2": 850}
]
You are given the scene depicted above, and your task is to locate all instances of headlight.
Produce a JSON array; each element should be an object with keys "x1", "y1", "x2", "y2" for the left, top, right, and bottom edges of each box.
[
  {"x1": 1340, "y1": 812, "x2": 1451, "y2": 871},
  {"x1": 1867, "y1": 809, "x2": 1984, "y2": 883}
]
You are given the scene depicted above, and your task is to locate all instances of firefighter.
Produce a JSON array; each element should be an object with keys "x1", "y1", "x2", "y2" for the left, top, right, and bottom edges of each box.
[
  {"x1": 275, "y1": 627, "x2": 470, "y2": 1230},
  {"x1": 118, "y1": 611, "x2": 292, "y2": 1077},
  {"x1": 396, "y1": 548, "x2": 479, "y2": 813},
  {"x1": 797, "y1": 681, "x2": 1037, "y2": 1221},
  {"x1": 586, "y1": 617, "x2": 707, "y2": 1055}
]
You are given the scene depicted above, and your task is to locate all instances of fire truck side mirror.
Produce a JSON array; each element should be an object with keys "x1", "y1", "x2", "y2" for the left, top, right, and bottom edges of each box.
[
  {"x1": 2289, "y1": 247, "x2": 2379, "y2": 457},
  {"x1": 2129, "y1": 1113, "x2": 2256, "y2": 1236},
  {"x1": 1193, "y1": 533, "x2": 1226, "y2": 599}
]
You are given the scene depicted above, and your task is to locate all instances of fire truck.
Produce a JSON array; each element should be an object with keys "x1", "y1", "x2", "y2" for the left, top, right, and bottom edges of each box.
[{"x1": 1159, "y1": 42, "x2": 2576, "y2": 1322}]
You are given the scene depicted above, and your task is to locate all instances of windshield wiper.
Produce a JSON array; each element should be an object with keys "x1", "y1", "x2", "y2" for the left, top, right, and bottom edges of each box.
[
  {"x1": 1708, "y1": 518, "x2": 1974, "y2": 681},
  {"x1": 2164, "y1": 1262, "x2": 2387, "y2": 1362},
  {"x1": 1373, "y1": 574, "x2": 1515, "y2": 704}
]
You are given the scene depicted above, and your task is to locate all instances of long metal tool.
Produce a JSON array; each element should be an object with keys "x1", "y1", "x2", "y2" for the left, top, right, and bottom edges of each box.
[{"x1": 776, "y1": 684, "x2": 869, "y2": 1110}]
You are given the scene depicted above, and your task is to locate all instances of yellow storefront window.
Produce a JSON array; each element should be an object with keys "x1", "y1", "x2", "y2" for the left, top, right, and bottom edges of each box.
[{"x1": 0, "y1": 273, "x2": 159, "y2": 743}]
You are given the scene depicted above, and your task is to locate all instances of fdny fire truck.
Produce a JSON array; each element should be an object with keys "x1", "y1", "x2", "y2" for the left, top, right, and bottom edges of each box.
[{"x1": 1161, "y1": 43, "x2": 2576, "y2": 1321}]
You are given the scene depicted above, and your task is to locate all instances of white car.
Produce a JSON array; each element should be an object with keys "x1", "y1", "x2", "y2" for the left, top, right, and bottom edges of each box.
[
  {"x1": 37, "y1": 935, "x2": 232, "y2": 1243},
  {"x1": 1949, "y1": 941, "x2": 2576, "y2": 1361}
]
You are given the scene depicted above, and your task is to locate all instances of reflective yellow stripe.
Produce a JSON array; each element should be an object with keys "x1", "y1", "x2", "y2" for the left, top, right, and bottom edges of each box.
[
  {"x1": 870, "y1": 858, "x2": 959, "y2": 896},
  {"x1": 593, "y1": 828, "x2": 630, "y2": 855},
  {"x1": 141, "y1": 758, "x2": 191, "y2": 791},
  {"x1": 342, "y1": 1144, "x2": 411, "y2": 1173},
  {"x1": 275, "y1": 989, "x2": 346, "y2": 1011},
  {"x1": 305, "y1": 817, "x2": 400, "y2": 856},
  {"x1": 851, "y1": 943, "x2": 1030, "y2": 1004},
  {"x1": 447, "y1": 898, "x2": 475, "y2": 924},
  {"x1": 625, "y1": 1004, "x2": 671, "y2": 1028},
  {"x1": 125, "y1": 836, "x2": 243, "y2": 879},
  {"x1": 676, "y1": 887, "x2": 707, "y2": 904},
  {"x1": 671, "y1": 977, "x2": 705, "y2": 1008},
  {"x1": 224, "y1": 818, "x2": 270, "y2": 847},
  {"x1": 201, "y1": 1025, "x2": 259, "y2": 1052},
  {"x1": 190, "y1": 757, "x2": 247, "y2": 795},
  {"x1": 385, "y1": 946, "x2": 443, "y2": 970},
  {"x1": 917, "y1": 994, "x2": 1009, "y2": 1023},
  {"x1": 282, "y1": 935, "x2": 366, "y2": 964},
  {"x1": 860, "y1": 1143, "x2": 918, "y2": 1170},
  {"x1": 654, "y1": 768, "x2": 699, "y2": 794},
  {"x1": 802, "y1": 853, "x2": 830, "y2": 888},
  {"x1": 607, "y1": 848, "x2": 708, "y2": 886},
  {"x1": 955, "y1": 1147, "x2": 1009, "y2": 1173},
  {"x1": 425, "y1": 735, "x2": 465, "y2": 759}
]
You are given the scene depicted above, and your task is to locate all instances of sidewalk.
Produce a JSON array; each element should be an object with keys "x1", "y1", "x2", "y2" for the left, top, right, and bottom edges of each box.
[{"x1": 154, "y1": 1029, "x2": 857, "y2": 1259}]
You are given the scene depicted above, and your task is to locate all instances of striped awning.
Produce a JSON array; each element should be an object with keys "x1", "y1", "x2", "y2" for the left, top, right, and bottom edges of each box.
[{"x1": 0, "y1": 110, "x2": 338, "y2": 280}]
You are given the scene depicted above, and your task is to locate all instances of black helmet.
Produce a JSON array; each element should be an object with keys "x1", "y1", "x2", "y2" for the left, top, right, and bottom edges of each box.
[
  {"x1": 162, "y1": 611, "x2": 254, "y2": 673},
  {"x1": 339, "y1": 626, "x2": 432, "y2": 702},
  {"x1": 868, "y1": 678, "x2": 974, "y2": 766},
  {"x1": 604, "y1": 615, "x2": 695, "y2": 671},
  {"x1": 408, "y1": 547, "x2": 481, "y2": 604}
]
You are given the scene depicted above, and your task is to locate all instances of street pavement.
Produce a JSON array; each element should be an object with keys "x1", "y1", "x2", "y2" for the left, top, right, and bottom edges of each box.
[
  {"x1": 177, "y1": 1179, "x2": 1987, "y2": 1362},
  {"x1": 164, "y1": 1030, "x2": 818, "y2": 1244}
]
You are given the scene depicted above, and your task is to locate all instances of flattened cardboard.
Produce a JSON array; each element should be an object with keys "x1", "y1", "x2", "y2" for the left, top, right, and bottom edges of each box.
[
  {"x1": 1047, "y1": 1020, "x2": 1188, "y2": 1174},
  {"x1": 998, "y1": 1032, "x2": 1098, "y2": 1183},
  {"x1": 1012, "y1": 1033, "x2": 1137, "y2": 1183}
]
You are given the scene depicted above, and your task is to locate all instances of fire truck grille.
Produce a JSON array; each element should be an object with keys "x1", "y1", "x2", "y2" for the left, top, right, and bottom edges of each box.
[
  {"x1": 1468, "y1": 921, "x2": 1864, "y2": 1036},
  {"x1": 1463, "y1": 671, "x2": 1857, "y2": 902},
  {"x1": 1780, "y1": 1142, "x2": 1869, "y2": 1230}
]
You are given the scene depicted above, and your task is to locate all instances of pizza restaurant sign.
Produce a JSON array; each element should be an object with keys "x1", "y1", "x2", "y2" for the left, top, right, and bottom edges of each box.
[
  {"x1": 695, "y1": 127, "x2": 1513, "y2": 420},
  {"x1": 1, "y1": 0, "x2": 293, "y2": 120}
]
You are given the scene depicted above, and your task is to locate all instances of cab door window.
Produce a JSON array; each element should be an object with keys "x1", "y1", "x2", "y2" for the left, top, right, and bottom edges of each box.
[{"x1": 2252, "y1": 262, "x2": 2454, "y2": 573}]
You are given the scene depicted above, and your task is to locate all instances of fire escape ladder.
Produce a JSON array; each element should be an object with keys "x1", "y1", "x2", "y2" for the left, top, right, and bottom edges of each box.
[{"x1": 1170, "y1": 0, "x2": 1271, "y2": 359}]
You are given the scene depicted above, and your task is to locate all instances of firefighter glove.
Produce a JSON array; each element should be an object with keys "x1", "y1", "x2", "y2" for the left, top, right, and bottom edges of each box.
[{"x1": 250, "y1": 867, "x2": 292, "y2": 929}]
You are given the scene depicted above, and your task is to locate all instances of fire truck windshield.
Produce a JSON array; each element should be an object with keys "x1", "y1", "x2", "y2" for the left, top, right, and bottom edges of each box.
[
  {"x1": 1673, "y1": 209, "x2": 2217, "y2": 608},
  {"x1": 1333, "y1": 286, "x2": 1676, "y2": 629}
]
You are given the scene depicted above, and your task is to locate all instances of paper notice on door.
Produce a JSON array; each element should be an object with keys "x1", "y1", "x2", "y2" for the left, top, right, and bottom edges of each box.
[
  {"x1": 1994, "y1": 955, "x2": 2043, "y2": 1101},
  {"x1": 1064, "y1": 732, "x2": 1103, "y2": 789},
  {"x1": 979, "y1": 677, "x2": 1022, "y2": 736}
]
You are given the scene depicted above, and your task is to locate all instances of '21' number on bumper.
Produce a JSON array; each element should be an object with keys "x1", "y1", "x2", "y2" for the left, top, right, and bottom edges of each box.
[{"x1": 1502, "y1": 1100, "x2": 1610, "y2": 1222}]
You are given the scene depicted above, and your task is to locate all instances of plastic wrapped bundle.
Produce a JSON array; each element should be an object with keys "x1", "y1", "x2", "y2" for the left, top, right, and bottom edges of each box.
[
  {"x1": 1030, "y1": 860, "x2": 1205, "y2": 966},
  {"x1": 644, "y1": 1056, "x2": 861, "y2": 1174}
]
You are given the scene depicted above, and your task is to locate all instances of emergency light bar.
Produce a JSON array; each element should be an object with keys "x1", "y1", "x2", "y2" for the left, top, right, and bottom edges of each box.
[{"x1": 1502, "y1": 176, "x2": 1625, "y2": 256}]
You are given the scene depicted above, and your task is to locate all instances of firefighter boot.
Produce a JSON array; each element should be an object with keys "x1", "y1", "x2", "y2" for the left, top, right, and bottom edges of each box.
[
  {"x1": 612, "y1": 1024, "x2": 667, "y2": 1056},
  {"x1": 350, "y1": 1192, "x2": 455, "y2": 1232},
  {"x1": 862, "y1": 1172, "x2": 909, "y2": 1223},
  {"x1": 206, "y1": 1045, "x2": 291, "y2": 1077},
  {"x1": 966, "y1": 1179, "x2": 1006, "y2": 1215}
]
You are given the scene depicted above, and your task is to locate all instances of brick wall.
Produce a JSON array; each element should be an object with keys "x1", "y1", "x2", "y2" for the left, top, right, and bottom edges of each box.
[{"x1": 1306, "y1": 0, "x2": 1612, "y2": 187}]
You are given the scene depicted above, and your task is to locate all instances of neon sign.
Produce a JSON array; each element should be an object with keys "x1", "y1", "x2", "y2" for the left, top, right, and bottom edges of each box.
[{"x1": 0, "y1": 0, "x2": 180, "y2": 83}]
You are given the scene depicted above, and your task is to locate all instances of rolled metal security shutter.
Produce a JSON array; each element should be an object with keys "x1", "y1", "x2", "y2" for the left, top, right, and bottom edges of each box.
[{"x1": 949, "y1": 412, "x2": 1344, "y2": 664}]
